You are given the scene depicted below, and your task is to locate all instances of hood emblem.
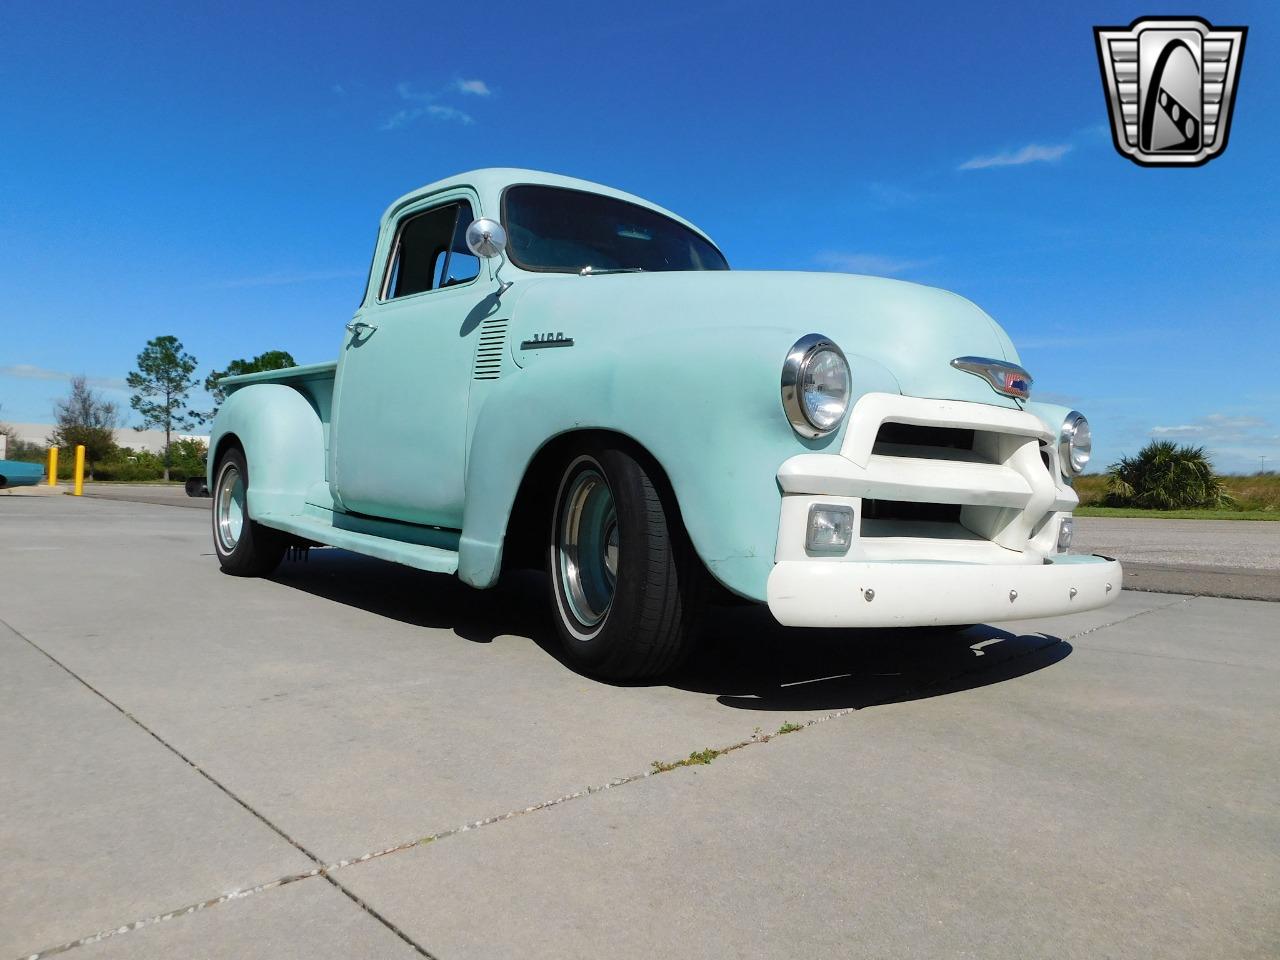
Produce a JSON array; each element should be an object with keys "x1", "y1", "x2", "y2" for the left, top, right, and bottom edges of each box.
[
  {"x1": 521, "y1": 332, "x2": 574, "y2": 350},
  {"x1": 951, "y1": 356, "x2": 1033, "y2": 400}
]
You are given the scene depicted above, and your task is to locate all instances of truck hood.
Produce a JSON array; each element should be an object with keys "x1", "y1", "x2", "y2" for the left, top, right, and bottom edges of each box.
[{"x1": 505, "y1": 270, "x2": 1024, "y2": 408}]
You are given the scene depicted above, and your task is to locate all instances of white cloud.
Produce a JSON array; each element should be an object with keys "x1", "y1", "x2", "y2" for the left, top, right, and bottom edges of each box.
[
  {"x1": 396, "y1": 81, "x2": 428, "y2": 101},
  {"x1": 958, "y1": 143, "x2": 1072, "y2": 171},
  {"x1": 382, "y1": 81, "x2": 478, "y2": 129},
  {"x1": 0, "y1": 364, "x2": 127, "y2": 391},
  {"x1": 454, "y1": 78, "x2": 491, "y2": 96},
  {"x1": 427, "y1": 104, "x2": 474, "y2": 124},
  {"x1": 382, "y1": 105, "x2": 474, "y2": 130},
  {"x1": 1151, "y1": 414, "x2": 1270, "y2": 439},
  {"x1": 381, "y1": 109, "x2": 414, "y2": 131},
  {"x1": 1148, "y1": 413, "x2": 1279, "y2": 472},
  {"x1": 814, "y1": 251, "x2": 929, "y2": 276},
  {"x1": 0, "y1": 363, "x2": 65, "y2": 382}
]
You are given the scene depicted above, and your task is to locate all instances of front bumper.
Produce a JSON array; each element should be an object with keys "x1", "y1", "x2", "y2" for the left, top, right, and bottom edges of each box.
[{"x1": 767, "y1": 554, "x2": 1122, "y2": 628}]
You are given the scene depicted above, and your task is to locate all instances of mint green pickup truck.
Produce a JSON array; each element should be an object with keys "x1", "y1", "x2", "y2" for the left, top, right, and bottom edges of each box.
[{"x1": 209, "y1": 168, "x2": 1119, "y2": 679}]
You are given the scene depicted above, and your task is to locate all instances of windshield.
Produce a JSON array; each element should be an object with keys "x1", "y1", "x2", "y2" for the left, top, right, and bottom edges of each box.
[{"x1": 502, "y1": 185, "x2": 729, "y2": 274}]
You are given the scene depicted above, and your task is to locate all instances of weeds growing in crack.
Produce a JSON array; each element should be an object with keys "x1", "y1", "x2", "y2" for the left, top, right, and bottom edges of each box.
[
  {"x1": 651, "y1": 747, "x2": 723, "y2": 773},
  {"x1": 776, "y1": 721, "x2": 805, "y2": 736}
]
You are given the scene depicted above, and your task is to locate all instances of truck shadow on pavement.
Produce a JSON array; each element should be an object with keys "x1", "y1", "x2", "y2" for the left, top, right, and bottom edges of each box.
[{"x1": 269, "y1": 549, "x2": 1071, "y2": 713}]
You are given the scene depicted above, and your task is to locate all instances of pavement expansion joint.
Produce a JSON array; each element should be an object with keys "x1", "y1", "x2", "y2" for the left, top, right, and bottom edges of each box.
[
  {"x1": 2, "y1": 617, "x2": 442, "y2": 960},
  {"x1": 15, "y1": 872, "x2": 322, "y2": 960}
]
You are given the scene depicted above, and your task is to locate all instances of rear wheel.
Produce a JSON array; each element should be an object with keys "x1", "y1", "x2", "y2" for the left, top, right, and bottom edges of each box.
[
  {"x1": 212, "y1": 447, "x2": 286, "y2": 577},
  {"x1": 548, "y1": 445, "x2": 706, "y2": 680}
]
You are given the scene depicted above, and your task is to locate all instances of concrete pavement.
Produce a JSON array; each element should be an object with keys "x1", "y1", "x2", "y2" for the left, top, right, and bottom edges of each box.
[{"x1": 0, "y1": 496, "x2": 1276, "y2": 959}]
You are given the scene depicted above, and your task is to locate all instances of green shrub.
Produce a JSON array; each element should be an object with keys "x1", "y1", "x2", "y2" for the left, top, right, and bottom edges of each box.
[
  {"x1": 96, "y1": 447, "x2": 166, "y2": 482},
  {"x1": 1105, "y1": 441, "x2": 1231, "y2": 510},
  {"x1": 166, "y1": 437, "x2": 209, "y2": 481}
]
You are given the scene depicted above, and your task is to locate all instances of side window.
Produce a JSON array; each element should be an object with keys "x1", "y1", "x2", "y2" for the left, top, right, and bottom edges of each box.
[
  {"x1": 441, "y1": 212, "x2": 480, "y2": 287},
  {"x1": 383, "y1": 200, "x2": 478, "y2": 299}
]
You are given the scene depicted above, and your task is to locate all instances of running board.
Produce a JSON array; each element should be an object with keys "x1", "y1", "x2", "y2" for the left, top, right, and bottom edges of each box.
[{"x1": 255, "y1": 507, "x2": 460, "y2": 575}]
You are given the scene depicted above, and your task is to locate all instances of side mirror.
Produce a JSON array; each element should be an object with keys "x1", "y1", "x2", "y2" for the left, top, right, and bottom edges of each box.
[{"x1": 465, "y1": 219, "x2": 508, "y2": 259}]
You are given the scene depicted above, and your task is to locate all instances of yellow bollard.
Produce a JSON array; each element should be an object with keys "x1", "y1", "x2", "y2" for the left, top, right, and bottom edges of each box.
[
  {"x1": 48, "y1": 447, "x2": 59, "y2": 486},
  {"x1": 74, "y1": 445, "x2": 85, "y2": 496}
]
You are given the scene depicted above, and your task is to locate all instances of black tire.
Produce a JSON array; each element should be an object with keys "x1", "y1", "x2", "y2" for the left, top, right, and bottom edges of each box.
[
  {"x1": 212, "y1": 447, "x2": 286, "y2": 577},
  {"x1": 547, "y1": 444, "x2": 706, "y2": 680}
]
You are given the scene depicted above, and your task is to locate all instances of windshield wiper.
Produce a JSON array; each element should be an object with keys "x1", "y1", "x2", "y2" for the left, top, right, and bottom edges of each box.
[{"x1": 579, "y1": 266, "x2": 645, "y2": 276}]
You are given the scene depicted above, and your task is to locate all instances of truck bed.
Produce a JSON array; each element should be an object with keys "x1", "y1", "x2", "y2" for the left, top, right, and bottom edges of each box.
[{"x1": 220, "y1": 361, "x2": 337, "y2": 393}]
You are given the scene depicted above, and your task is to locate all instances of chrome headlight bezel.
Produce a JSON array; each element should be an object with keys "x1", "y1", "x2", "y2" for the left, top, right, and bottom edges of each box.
[
  {"x1": 781, "y1": 334, "x2": 851, "y2": 438},
  {"x1": 1059, "y1": 411, "x2": 1091, "y2": 477}
]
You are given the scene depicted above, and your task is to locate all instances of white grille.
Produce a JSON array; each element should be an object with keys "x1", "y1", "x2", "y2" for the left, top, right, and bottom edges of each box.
[{"x1": 776, "y1": 393, "x2": 1078, "y2": 564}]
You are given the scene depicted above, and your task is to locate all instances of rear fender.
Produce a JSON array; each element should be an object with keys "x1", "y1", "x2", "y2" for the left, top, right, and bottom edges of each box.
[{"x1": 208, "y1": 384, "x2": 325, "y2": 518}]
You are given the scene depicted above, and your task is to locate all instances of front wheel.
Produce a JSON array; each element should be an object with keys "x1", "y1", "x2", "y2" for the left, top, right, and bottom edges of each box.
[
  {"x1": 548, "y1": 445, "x2": 706, "y2": 680},
  {"x1": 212, "y1": 447, "x2": 286, "y2": 577}
]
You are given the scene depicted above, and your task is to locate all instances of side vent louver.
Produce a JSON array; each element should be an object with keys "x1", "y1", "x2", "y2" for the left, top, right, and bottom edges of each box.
[{"x1": 474, "y1": 318, "x2": 508, "y2": 380}]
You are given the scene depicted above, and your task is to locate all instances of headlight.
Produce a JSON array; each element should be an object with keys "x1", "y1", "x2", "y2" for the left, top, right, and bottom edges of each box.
[
  {"x1": 1059, "y1": 411, "x2": 1091, "y2": 476},
  {"x1": 781, "y1": 334, "x2": 851, "y2": 438}
]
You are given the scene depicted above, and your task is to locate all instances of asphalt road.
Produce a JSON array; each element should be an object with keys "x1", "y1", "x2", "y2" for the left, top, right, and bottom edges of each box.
[
  {"x1": 1073, "y1": 516, "x2": 1280, "y2": 600},
  {"x1": 1, "y1": 495, "x2": 1276, "y2": 959}
]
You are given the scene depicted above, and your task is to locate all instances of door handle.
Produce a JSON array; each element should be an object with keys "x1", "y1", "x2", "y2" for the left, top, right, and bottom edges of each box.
[{"x1": 346, "y1": 320, "x2": 378, "y2": 336}]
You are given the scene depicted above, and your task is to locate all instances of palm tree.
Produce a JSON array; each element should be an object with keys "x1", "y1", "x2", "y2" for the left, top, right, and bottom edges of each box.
[{"x1": 1106, "y1": 441, "x2": 1231, "y2": 510}]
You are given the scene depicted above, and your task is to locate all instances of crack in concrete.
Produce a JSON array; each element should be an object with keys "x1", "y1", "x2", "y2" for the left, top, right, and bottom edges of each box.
[
  {"x1": 1060, "y1": 595, "x2": 1190, "y2": 640},
  {"x1": 10, "y1": 598, "x2": 1184, "y2": 959}
]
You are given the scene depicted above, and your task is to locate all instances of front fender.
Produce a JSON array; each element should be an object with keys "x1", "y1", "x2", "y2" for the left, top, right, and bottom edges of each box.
[
  {"x1": 460, "y1": 328, "x2": 901, "y2": 599},
  {"x1": 208, "y1": 384, "x2": 325, "y2": 518}
]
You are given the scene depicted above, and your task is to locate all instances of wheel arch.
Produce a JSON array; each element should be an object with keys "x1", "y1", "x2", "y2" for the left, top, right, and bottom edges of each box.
[
  {"x1": 500, "y1": 428, "x2": 692, "y2": 577},
  {"x1": 206, "y1": 384, "x2": 326, "y2": 519},
  {"x1": 210, "y1": 432, "x2": 243, "y2": 476}
]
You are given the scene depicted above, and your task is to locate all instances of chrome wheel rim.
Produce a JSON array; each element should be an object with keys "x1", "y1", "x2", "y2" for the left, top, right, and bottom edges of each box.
[
  {"x1": 557, "y1": 466, "x2": 617, "y2": 631},
  {"x1": 215, "y1": 463, "x2": 246, "y2": 553}
]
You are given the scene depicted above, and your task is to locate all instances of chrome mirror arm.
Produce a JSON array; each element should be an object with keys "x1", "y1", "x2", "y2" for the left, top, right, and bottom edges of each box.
[
  {"x1": 490, "y1": 255, "x2": 513, "y2": 297},
  {"x1": 468, "y1": 218, "x2": 513, "y2": 298}
]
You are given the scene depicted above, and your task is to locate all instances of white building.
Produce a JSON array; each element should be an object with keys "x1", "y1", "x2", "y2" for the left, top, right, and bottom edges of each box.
[{"x1": 3, "y1": 423, "x2": 209, "y2": 455}]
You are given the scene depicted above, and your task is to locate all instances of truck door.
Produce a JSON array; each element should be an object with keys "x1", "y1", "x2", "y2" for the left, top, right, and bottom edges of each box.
[{"x1": 330, "y1": 192, "x2": 485, "y2": 528}]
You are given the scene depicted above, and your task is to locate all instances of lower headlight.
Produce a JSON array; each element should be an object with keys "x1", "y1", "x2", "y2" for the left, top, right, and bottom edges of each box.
[
  {"x1": 1059, "y1": 412, "x2": 1091, "y2": 476},
  {"x1": 806, "y1": 503, "x2": 855, "y2": 554},
  {"x1": 782, "y1": 334, "x2": 851, "y2": 437}
]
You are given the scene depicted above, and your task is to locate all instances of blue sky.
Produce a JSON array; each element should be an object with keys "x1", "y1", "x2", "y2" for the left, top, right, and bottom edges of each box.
[{"x1": 1, "y1": 1, "x2": 1276, "y2": 472}]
